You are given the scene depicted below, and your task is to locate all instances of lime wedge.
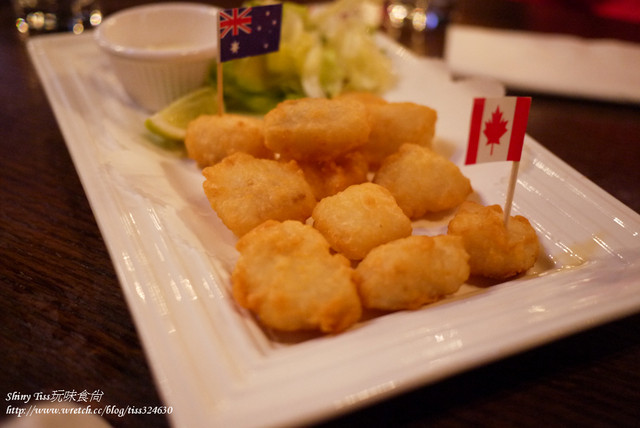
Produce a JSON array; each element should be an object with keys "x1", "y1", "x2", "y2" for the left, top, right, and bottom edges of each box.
[{"x1": 145, "y1": 86, "x2": 218, "y2": 141}]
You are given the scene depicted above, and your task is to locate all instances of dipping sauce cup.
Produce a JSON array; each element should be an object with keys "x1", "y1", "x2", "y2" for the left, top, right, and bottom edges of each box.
[{"x1": 94, "y1": 3, "x2": 218, "y2": 112}]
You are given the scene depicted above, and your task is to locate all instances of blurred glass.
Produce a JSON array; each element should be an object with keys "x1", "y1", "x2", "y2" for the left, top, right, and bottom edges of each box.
[
  {"x1": 385, "y1": 0, "x2": 455, "y2": 31},
  {"x1": 12, "y1": 0, "x2": 102, "y2": 36},
  {"x1": 383, "y1": 0, "x2": 456, "y2": 56}
]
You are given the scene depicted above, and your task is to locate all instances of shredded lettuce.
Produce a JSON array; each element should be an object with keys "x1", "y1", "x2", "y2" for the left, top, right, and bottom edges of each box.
[{"x1": 211, "y1": 0, "x2": 395, "y2": 114}]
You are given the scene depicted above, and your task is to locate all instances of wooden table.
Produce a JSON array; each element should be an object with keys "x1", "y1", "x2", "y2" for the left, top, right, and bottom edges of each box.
[{"x1": 1, "y1": 1, "x2": 638, "y2": 427}]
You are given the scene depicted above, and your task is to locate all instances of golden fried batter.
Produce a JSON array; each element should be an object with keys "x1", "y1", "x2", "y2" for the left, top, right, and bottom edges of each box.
[
  {"x1": 185, "y1": 114, "x2": 271, "y2": 168},
  {"x1": 359, "y1": 101, "x2": 437, "y2": 168},
  {"x1": 355, "y1": 235, "x2": 470, "y2": 311},
  {"x1": 263, "y1": 97, "x2": 371, "y2": 161},
  {"x1": 202, "y1": 153, "x2": 316, "y2": 237},
  {"x1": 297, "y1": 151, "x2": 369, "y2": 200},
  {"x1": 335, "y1": 91, "x2": 388, "y2": 106},
  {"x1": 312, "y1": 182, "x2": 412, "y2": 260},
  {"x1": 232, "y1": 220, "x2": 362, "y2": 333},
  {"x1": 373, "y1": 143, "x2": 472, "y2": 219},
  {"x1": 447, "y1": 201, "x2": 540, "y2": 279}
]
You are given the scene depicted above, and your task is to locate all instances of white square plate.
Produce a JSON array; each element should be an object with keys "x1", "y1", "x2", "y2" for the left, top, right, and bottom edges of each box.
[{"x1": 27, "y1": 31, "x2": 640, "y2": 428}]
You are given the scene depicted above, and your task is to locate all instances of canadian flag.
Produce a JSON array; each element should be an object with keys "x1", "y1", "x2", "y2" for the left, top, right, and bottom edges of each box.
[{"x1": 465, "y1": 97, "x2": 531, "y2": 165}]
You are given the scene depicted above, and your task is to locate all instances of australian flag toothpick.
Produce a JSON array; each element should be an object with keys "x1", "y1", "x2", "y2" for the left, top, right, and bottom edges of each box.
[{"x1": 217, "y1": 4, "x2": 283, "y2": 63}]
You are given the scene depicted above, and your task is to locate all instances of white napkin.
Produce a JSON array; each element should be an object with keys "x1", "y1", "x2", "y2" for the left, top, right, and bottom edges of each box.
[{"x1": 444, "y1": 24, "x2": 640, "y2": 104}]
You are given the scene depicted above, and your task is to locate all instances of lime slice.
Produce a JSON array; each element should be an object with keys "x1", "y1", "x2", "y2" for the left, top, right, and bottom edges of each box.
[{"x1": 145, "y1": 86, "x2": 218, "y2": 141}]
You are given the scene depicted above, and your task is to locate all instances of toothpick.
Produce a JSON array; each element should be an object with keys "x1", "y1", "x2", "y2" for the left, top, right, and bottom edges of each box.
[
  {"x1": 217, "y1": 62, "x2": 224, "y2": 116},
  {"x1": 503, "y1": 161, "x2": 520, "y2": 227}
]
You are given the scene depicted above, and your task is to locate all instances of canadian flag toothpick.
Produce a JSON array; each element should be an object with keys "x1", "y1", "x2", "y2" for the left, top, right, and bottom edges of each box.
[
  {"x1": 465, "y1": 96, "x2": 532, "y2": 224},
  {"x1": 466, "y1": 97, "x2": 531, "y2": 165}
]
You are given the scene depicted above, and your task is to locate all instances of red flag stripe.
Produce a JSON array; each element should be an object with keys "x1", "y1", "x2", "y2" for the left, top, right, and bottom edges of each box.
[
  {"x1": 466, "y1": 97, "x2": 485, "y2": 165},
  {"x1": 507, "y1": 97, "x2": 531, "y2": 162}
]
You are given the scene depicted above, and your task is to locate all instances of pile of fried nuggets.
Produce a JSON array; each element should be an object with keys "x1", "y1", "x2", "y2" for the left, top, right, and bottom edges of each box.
[{"x1": 184, "y1": 93, "x2": 540, "y2": 334}]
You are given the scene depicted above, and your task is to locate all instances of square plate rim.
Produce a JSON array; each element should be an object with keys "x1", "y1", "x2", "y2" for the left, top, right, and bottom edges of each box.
[{"x1": 26, "y1": 31, "x2": 640, "y2": 428}]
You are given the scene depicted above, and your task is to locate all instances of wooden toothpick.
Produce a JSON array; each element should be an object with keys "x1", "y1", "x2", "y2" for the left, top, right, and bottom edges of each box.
[
  {"x1": 216, "y1": 62, "x2": 224, "y2": 116},
  {"x1": 503, "y1": 160, "x2": 520, "y2": 227}
]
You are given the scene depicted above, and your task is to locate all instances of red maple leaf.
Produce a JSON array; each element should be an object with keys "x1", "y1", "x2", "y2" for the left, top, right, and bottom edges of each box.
[{"x1": 483, "y1": 106, "x2": 509, "y2": 155}]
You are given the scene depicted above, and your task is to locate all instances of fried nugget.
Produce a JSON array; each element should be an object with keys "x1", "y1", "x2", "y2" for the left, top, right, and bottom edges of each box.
[
  {"x1": 447, "y1": 201, "x2": 540, "y2": 279},
  {"x1": 373, "y1": 143, "x2": 472, "y2": 219},
  {"x1": 297, "y1": 151, "x2": 369, "y2": 200},
  {"x1": 312, "y1": 182, "x2": 412, "y2": 260},
  {"x1": 335, "y1": 91, "x2": 388, "y2": 106},
  {"x1": 232, "y1": 220, "x2": 362, "y2": 333},
  {"x1": 355, "y1": 235, "x2": 470, "y2": 311},
  {"x1": 185, "y1": 114, "x2": 271, "y2": 168},
  {"x1": 202, "y1": 153, "x2": 316, "y2": 237},
  {"x1": 359, "y1": 101, "x2": 437, "y2": 168},
  {"x1": 263, "y1": 97, "x2": 371, "y2": 161}
]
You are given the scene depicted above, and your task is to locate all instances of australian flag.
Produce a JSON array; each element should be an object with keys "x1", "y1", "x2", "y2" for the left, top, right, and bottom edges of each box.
[{"x1": 218, "y1": 4, "x2": 283, "y2": 63}]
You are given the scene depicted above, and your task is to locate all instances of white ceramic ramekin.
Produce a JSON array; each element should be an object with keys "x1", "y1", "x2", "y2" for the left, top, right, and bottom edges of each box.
[{"x1": 94, "y1": 2, "x2": 218, "y2": 112}]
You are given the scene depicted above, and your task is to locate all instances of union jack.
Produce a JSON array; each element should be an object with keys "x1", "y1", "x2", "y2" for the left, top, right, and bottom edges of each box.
[{"x1": 219, "y1": 7, "x2": 252, "y2": 39}]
